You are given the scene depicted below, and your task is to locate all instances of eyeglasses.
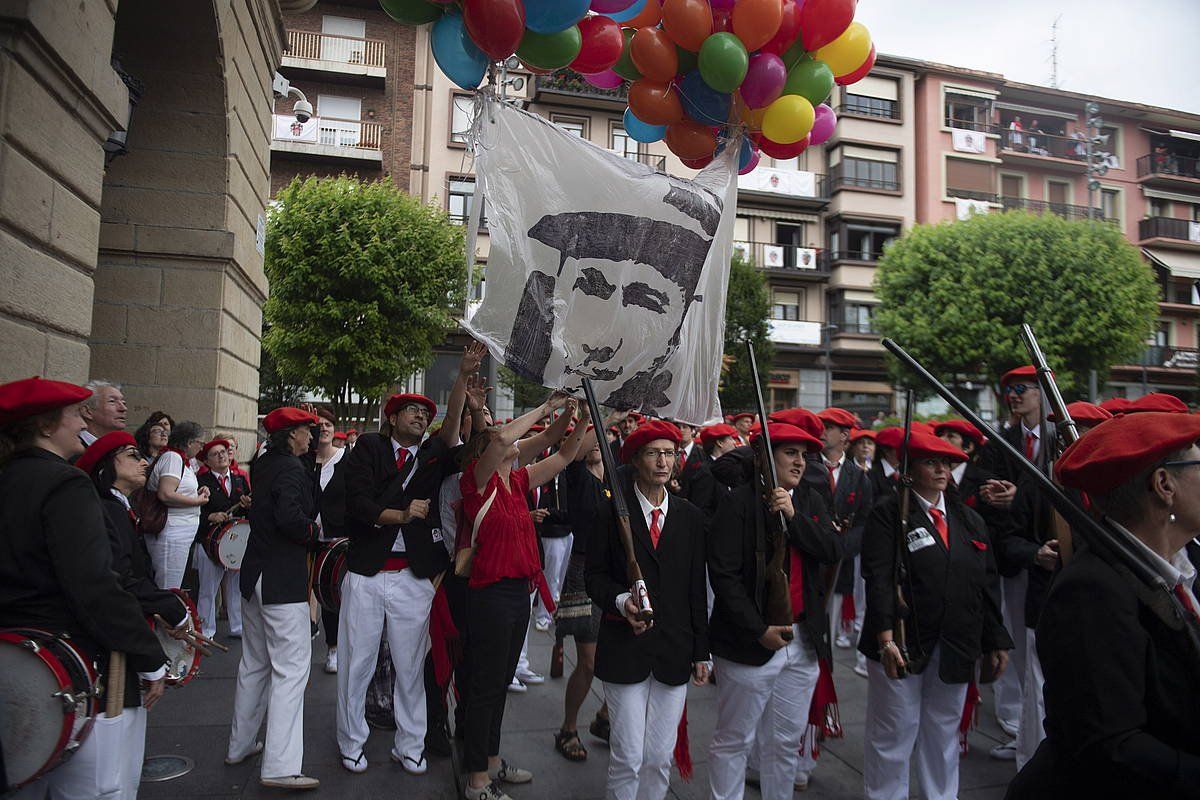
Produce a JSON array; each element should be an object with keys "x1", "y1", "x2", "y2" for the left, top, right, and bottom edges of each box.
[
  {"x1": 1003, "y1": 383, "x2": 1035, "y2": 396},
  {"x1": 401, "y1": 404, "x2": 430, "y2": 419},
  {"x1": 640, "y1": 448, "x2": 678, "y2": 461},
  {"x1": 1163, "y1": 459, "x2": 1200, "y2": 469}
]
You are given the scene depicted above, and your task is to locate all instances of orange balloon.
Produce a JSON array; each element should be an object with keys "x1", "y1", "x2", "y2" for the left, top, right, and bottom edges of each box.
[
  {"x1": 661, "y1": 0, "x2": 713, "y2": 52},
  {"x1": 732, "y1": 0, "x2": 783, "y2": 52},
  {"x1": 665, "y1": 119, "x2": 717, "y2": 160},
  {"x1": 628, "y1": 80, "x2": 685, "y2": 126},
  {"x1": 734, "y1": 92, "x2": 766, "y2": 130},
  {"x1": 630, "y1": 27, "x2": 678, "y2": 82},
  {"x1": 625, "y1": 0, "x2": 663, "y2": 28}
]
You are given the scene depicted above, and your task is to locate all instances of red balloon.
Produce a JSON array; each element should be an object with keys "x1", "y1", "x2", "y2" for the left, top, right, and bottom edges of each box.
[
  {"x1": 463, "y1": 0, "x2": 526, "y2": 60},
  {"x1": 835, "y1": 44, "x2": 876, "y2": 85},
  {"x1": 758, "y1": 134, "x2": 810, "y2": 159},
  {"x1": 571, "y1": 15, "x2": 625, "y2": 74},
  {"x1": 760, "y1": 0, "x2": 801, "y2": 55},
  {"x1": 799, "y1": 0, "x2": 856, "y2": 52},
  {"x1": 681, "y1": 154, "x2": 715, "y2": 169},
  {"x1": 665, "y1": 119, "x2": 718, "y2": 160}
]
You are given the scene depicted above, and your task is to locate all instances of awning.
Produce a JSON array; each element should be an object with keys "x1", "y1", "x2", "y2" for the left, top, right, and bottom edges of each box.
[
  {"x1": 1140, "y1": 125, "x2": 1200, "y2": 142},
  {"x1": 1143, "y1": 247, "x2": 1200, "y2": 280},
  {"x1": 737, "y1": 206, "x2": 819, "y2": 223},
  {"x1": 1142, "y1": 186, "x2": 1200, "y2": 204}
]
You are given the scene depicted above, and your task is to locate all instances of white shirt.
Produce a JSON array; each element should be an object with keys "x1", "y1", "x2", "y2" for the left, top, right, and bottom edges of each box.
[
  {"x1": 1020, "y1": 423, "x2": 1042, "y2": 461},
  {"x1": 882, "y1": 459, "x2": 897, "y2": 480},
  {"x1": 390, "y1": 439, "x2": 419, "y2": 553},
  {"x1": 211, "y1": 468, "x2": 232, "y2": 493},
  {"x1": 110, "y1": 488, "x2": 132, "y2": 509},
  {"x1": 824, "y1": 454, "x2": 844, "y2": 489},
  {"x1": 314, "y1": 447, "x2": 346, "y2": 532},
  {"x1": 1115, "y1": 522, "x2": 1199, "y2": 616},
  {"x1": 682, "y1": 441, "x2": 695, "y2": 462},
  {"x1": 913, "y1": 490, "x2": 947, "y2": 522},
  {"x1": 616, "y1": 483, "x2": 670, "y2": 614},
  {"x1": 80, "y1": 430, "x2": 97, "y2": 446},
  {"x1": 950, "y1": 462, "x2": 967, "y2": 488}
]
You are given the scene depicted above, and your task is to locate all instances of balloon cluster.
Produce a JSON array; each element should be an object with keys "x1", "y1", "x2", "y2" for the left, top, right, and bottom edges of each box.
[{"x1": 380, "y1": 0, "x2": 875, "y2": 174}]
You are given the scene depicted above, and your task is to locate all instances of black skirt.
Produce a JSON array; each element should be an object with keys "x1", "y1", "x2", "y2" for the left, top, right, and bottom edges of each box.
[{"x1": 554, "y1": 554, "x2": 601, "y2": 644}]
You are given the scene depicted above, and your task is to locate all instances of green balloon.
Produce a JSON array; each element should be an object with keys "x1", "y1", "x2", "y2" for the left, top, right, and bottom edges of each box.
[
  {"x1": 676, "y1": 45, "x2": 698, "y2": 77},
  {"x1": 782, "y1": 41, "x2": 810, "y2": 72},
  {"x1": 784, "y1": 59, "x2": 834, "y2": 106},
  {"x1": 516, "y1": 26, "x2": 583, "y2": 71},
  {"x1": 698, "y1": 32, "x2": 748, "y2": 94},
  {"x1": 612, "y1": 28, "x2": 642, "y2": 82},
  {"x1": 379, "y1": 0, "x2": 442, "y2": 25}
]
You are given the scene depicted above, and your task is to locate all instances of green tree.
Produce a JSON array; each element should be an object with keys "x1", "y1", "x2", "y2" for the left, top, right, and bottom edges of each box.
[
  {"x1": 874, "y1": 212, "x2": 1159, "y2": 396},
  {"x1": 719, "y1": 253, "x2": 774, "y2": 412},
  {"x1": 263, "y1": 175, "x2": 467, "y2": 420}
]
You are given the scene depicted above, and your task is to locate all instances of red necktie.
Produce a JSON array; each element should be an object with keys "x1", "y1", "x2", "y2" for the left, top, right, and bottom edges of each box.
[
  {"x1": 649, "y1": 508, "x2": 662, "y2": 548},
  {"x1": 1174, "y1": 584, "x2": 1200, "y2": 624},
  {"x1": 128, "y1": 508, "x2": 138, "y2": 527},
  {"x1": 929, "y1": 507, "x2": 949, "y2": 549},
  {"x1": 825, "y1": 461, "x2": 838, "y2": 495},
  {"x1": 396, "y1": 448, "x2": 410, "y2": 472},
  {"x1": 1024, "y1": 433, "x2": 1036, "y2": 460},
  {"x1": 221, "y1": 475, "x2": 229, "y2": 495}
]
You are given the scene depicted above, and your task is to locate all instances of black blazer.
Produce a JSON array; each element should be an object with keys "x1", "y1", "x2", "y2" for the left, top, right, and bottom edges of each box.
[
  {"x1": 240, "y1": 449, "x2": 317, "y2": 604},
  {"x1": 708, "y1": 482, "x2": 843, "y2": 667},
  {"x1": 674, "y1": 444, "x2": 719, "y2": 515},
  {"x1": 195, "y1": 469, "x2": 250, "y2": 544},
  {"x1": 314, "y1": 450, "x2": 349, "y2": 540},
  {"x1": 0, "y1": 449, "x2": 166, "y2": 674},
  {"x1": 343, "y1": 432, "x2": 454, "y2": 578},
  {"x1": 1008, "y1": 549, "x2": 1200, "y2": 799},
  {"x1": 586, "y1": 473, "x2": 708, "y2": 686},
  {"x1": 867, "y1": 458, "x2": 899, "y2": 502},
  {"x1": 859, "y1": 491, "x2": 1013, "y2": 684},
  {"x1": 830, "y1": 459, "x2": 874, "y2": 595},
  {"x1": 529, "y1": 475, "x2": 571, "y2": 539}
]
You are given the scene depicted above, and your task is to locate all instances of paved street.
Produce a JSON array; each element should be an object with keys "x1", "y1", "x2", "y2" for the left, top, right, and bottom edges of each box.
[{"x1": 141, "y1": 609, "x2": 1018, "y2": 799}]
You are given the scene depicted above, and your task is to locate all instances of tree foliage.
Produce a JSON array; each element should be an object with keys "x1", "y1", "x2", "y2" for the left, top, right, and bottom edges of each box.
[
  {"x1": 719, "y1": 253, "x2": 774, "y2": 412},
  {"x1": 263, "y1": 175, "x2": 467, "y2": 420},
  {"x1": 874, "y1": 212, "x2": 1159, "y2": 396}
]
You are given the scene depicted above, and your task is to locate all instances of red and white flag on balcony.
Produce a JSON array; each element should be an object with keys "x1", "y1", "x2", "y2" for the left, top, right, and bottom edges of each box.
[{"x1": 461, "y1": 94, "x2": 737, "y2": 424}]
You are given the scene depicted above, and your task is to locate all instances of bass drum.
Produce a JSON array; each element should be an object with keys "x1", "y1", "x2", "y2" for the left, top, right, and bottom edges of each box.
[
  {"x1": 151, "y1": 589, "x2": 203, "y2": 686},
  {"x1": 311, "y1": 538, "x2": 349, "y2": 614},
  {"x1": 0, "y1": 628, "x2": 99, "y2": 790},
  {"x1": 202, "y1": 518, "x2": 250, "y2": 571}
]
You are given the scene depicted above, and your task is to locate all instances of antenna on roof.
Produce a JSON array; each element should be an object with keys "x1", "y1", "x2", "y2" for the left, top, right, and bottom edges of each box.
[{"x1": 1049, "y1": 15, "x2": 1062, "y2": 89}]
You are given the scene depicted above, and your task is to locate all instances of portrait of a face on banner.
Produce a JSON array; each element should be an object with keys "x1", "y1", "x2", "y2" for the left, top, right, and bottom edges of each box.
[{"x1": 463, "y1": 95, "x2": 737, "y2": 425}]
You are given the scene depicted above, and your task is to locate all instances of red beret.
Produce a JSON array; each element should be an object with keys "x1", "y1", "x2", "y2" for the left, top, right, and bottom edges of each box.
[
  {"x1": 1000, "y1": 365, "x2": 1038, "y2": 387},
  {"x1": 198, "y1": 438, "x2": 230, "y2": 461},
  {"x1": 751, "y1": 422, "x2": 822, "y2": 453},
  {"x1": 767, "y1": 408, "x2": 824, "y2": 440},
  {"x1": 905, "y1": 430, "x2": 969, "y2": 463},
  {"x1": 817, "y1": 407, "x2": 857, "y2": 429},
  {"x1": 76, "y1": 431, "x2": 137, "y2": 475},
  {"x1": 333, "y1": 431, "x2": 348, "y2": 441},
  {"x1": 875, "y1": 427, "x2": 904, "y2": 451},
  {"x1": 619, "y1": 419, "x2": 681, "y2": 462},
  {"x1": 0, "y1": 377, "x2": 91, "y2": 425},
  {"x1": 1057, "y1": 412, "x2": 1200, "y2": 494},
  {"x1": 933, "y1": 419, "x2": 988, "y2": 447},
  {"x1": 383, "y1": 393, "x2": 437, "y2": 419},
  {"x1": 850, "y1": 428, "x2": 876, "y2": 442},
  {"x1": 1050, "y1": 402, "x2": 1112, "y2": 425},
  {"x1": 1126, "y1": 393, "x2": 1189, "y2": 414},
  {"x1": 698, "y1": 423, "x2": 737, "y2": 445},
  {"x1": 263, "y1": 407, "x2": 321, "y2": 434},
  {"x1": 1099, "y1": 397, "x2": 1132, "y2": 415},
  {"x1": 729, "y1": 412, "x2": 756, "y2": 423},
  {"x1": 347, "y1": 429, "x2": 358, "y2": 435}
]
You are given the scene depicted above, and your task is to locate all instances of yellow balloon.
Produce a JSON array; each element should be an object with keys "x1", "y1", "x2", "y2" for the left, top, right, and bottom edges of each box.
[
  {"x1": 814, "y1": 21, "x2": 872, "y2": 77},
  {"x1": 734, "y1": 92, "x2": 766, "y2": 130},
  {"x1": 762, "y1": 95, "x2": 815, "y2": 145}
]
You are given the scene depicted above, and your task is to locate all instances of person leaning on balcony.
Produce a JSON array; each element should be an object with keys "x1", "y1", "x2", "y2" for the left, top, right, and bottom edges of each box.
[{"x1": 1008, "y1": 116, "x2": 1024, "y2": 151}]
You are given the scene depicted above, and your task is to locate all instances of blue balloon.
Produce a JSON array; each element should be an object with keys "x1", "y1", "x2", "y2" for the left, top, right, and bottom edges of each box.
[
  {"x1": 604, "y1": 0, "x2": 648, "y2": 22},
  {"x1": 525, "y1": 0, "x2": 590, "y2": 34},
  {"x1": 432, "y1": 13, "x2": 488, "y2": 91},
  {"x1": 738, "y1": 137, "x2": 755, "y2": 171},
  {"x1": 679, "y1": 70, "x2": 731, "y2": 126},
  {"x1": 623, "y1": 107, "x2": 666, "y2": 144}
]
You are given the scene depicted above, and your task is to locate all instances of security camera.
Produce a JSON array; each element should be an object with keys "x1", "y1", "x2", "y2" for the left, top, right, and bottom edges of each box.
[{"x1": 293, "y1": 99, "x2": 313, "y2": 123}]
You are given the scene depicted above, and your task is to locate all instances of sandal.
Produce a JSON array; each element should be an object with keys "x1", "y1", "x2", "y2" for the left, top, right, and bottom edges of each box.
[{"x1": 555, "y1": 729, "x2": 587, "y2": 762}]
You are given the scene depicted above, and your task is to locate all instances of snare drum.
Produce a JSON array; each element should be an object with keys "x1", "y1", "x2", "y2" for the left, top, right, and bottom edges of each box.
[
  {"x1": 312, "y1": 538, "x2": 349, "y2": 614},
  {"x1": 202, "y1": 518, "x2": 250, "y2": 571},
  {"x1": 151, "y1": 589, "x2": 203, "y2": 686},
  {"x1": 0, "y1": 628, "x2": 99, "y2": 790}
]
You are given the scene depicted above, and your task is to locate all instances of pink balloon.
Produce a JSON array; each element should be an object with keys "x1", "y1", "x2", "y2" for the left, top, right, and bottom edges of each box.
[
  {"x1": 710, "y1": 0, "x2": 737, "y2": 8},
  {"x1": 739, "y1": 149, "x2": 761, "y2": 175},
  {"x1": 591, "y1": 0, "x2": 639, "y2": 12},
  {"x1": 584, "y1": 69, "x2": 626, "y2": 89},
  {"x1": 740, "y1": 52, "x2": 786, "y2": 109},
  {"x1": 809, "y1": 102, "x2": 837, "y2": 145}
]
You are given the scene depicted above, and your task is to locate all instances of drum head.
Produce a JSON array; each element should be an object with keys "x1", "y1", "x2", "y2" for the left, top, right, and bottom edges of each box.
[
  {"x1": 0, "y1": 638, "x2": 73, "y2": 789},
  {"x1": 154, "y1": 594, "x2": 201, "y2": 685},
  {"x1": 217, "y1": 521, "x2": 250, "y2": 571}
]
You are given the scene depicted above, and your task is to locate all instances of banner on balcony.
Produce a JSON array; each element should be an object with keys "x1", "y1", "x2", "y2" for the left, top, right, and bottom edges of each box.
[
  {"x1": 951, "y1": 129, "x2": 986, "y2": 154},
  {"x1": 462, "y1": 94, "x2": 737, "y2": 424},
  {"x1": 273, "y1": 115, "x2": 318, "y2": 143}
]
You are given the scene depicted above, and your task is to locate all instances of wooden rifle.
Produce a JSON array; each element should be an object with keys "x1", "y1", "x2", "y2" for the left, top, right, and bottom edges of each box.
[{"x1": 892, "y1": 389, "x2": 916, "y2": 678}]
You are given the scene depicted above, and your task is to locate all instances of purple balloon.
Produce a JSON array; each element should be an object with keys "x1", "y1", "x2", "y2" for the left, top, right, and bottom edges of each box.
[
  {"x1": 739, "y1": 149, "x2": 761, "y2": 175},
  {"x1": 740, "y1": 52, "x2": 787, "y2": 109},
  {"x1": 583, "y1": 69, "x2": 626, "y2": 89},
  {"x1": 710, "y1": 0, "x2": 737, "y2": 8},
  {"x1": 590, "y1": 0, "x2": 638, "y2": 12},
  {"x1": 810, "y1": 103, "x2": 837, "y2": 145}
]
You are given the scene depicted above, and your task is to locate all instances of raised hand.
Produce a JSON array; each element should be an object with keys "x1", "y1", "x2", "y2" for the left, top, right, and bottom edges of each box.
[
  {"x1": 546, "y1": 390, "x2": 572, "y2": 412},
  {"x1": 466, "y1": 374, "x2": 493, "y2": 412},
  {"x1": 460, "y1": 341, "x2": 487, "y2": 376}
]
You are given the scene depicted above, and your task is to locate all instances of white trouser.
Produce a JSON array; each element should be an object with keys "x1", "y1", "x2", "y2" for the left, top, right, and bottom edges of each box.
[
  {"x1": 603, "y1": 678, "x2": 688, "y2": 800},
  {"x1": 993, "y1": 572, "x2": 1027, "y2": 725},
  {"x1": 143, "y1": 522, "x2": 194, "y2": 589},
  {"x1": 852, "y1": 556, "x2": 866, "y2": 631},
  {"x1": 1015, "y1": 627, "x2": 1045, "y2": 769},
  {"x1": 864, "y1": 645, "x2": 967, "y2": 800},
  {"x1": 227, "y1": 578, "x2": 311, "y2": 779},
  {"x1": 710, "y1": 625, "x2": 820, "y2": 800},
  {"x1": 516, "y1": 589, "x2": 536, "y2": 675},
  {"x1": 11, "y1": 708, "x2": 148, "y2": 800},
  {"x1": 194, "y1": 544, "x2": 242, "y2": 638},
  {"x1": 336, "y1": 569, "x2": 435, "y2": 761},
  {"x1": 537, "y1": 534, "x2": 574, "y2": 624}
]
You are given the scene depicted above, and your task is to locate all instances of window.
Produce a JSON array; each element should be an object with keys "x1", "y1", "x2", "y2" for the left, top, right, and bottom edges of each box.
[
  {"x1": 828, "y1": 219, "x2": 899, "y2": 261},
  {"x1": 1148, "y1": 197, "x2": 1168, "y2": 217},
  {"x1": 448, "y1": 177, "x2": 485, "y2": 226},
  {"x1": 610, "y1": 125, "x2": 639, "y2": 161},
  {"x1": 450, "y1": 93, "x2": 473, "y2": 146},
  {"x1": 841, "y1": 303, "x2": 877, "y2": 334},
  {"x1": 1000, "y1": 174, "x2": 1024, "y2": 199},
  {"x1": 843, "y1": 76, "x2": 899, "y2": 119},
  {"x1": 316, "y1": 95, "x2": 363, "y2": 147},
  {"x1": 1100, "y1": 188, "x2": 1120, "y2": 222},
  {"x1": 771, "y1": 289, "x2": 804, "y2": 321},
  {"x1": 829, "y1": 145, "x2": 900, "y2": 191},
  {"x1": 321, "y1": 15, "x2": 366, "y2": 63},
  {"x1": 1047, "y1": 180, "x2": 1071, "y2": 209},
  {"x1": 552, "y1": 115, "x2": 587, "y2": 139},
  {"x1": 1101, "y1": 125, "x2": 1121, "y2": 169},
  {"x1": 945, "y1": 158, "x2": 994, "y2": 201},
  {"x1": 944, "y1": 92, "x2": 992, "y2": 132}
]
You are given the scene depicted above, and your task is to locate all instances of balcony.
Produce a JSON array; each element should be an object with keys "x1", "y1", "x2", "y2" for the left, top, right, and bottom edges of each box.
[
  {"x1": 270, "y1": 114, "x2": 383, "y2": 165},
  {"x1": 1139, "y1": 344, "x2": 1200, "y2": 370},
  {"x1": 609, "y1": 149, "x2": 667, "y2": 172},
  {"x1": 738, "y1": 165, "x2": 828, "y2": 207},
  {"x1": 825, "y1": 249, "x2": 885, "y2": 265},
  {"x1": 947, "y1": 188, "x2": 999, "y2": 203},
  {"x1": 1136, "y1": 152, "x2": 1200, "y2": 189},
  {"x1": 1139, "y1": 216, "x2": 1200, "y2": 247},
  {"x1": 733, "y1": 241, "x2": 829, "y2": 277},
  {"x1": 996, "y1": 127, "x2": 1091, "y2": 171},
  {"x1": 1000, "y1": 196, "x2": 1112, "y2": 223},
  {"x1": 281, "y1": 30, "x2": 386, "y2": 86},
  {"x1": 839, "y1": 96, "x2": 901, "y2": 121},
  {"x1": 534, "y1": 71, "x2": 628, "y2": 109},
  {"x1": 828, "y1": 162, "x2": 900, "y2": 193},
  {"x1": 767, "y1": 318, "x2": 822, "y2": 346}
]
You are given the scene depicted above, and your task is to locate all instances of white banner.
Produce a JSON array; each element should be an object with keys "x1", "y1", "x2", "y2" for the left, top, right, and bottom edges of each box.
[
  {"x1": 273, "y1": 114, "x2": 318, "y2": 143},
  {"x1": 463, "y1": 94, "x2": 737, "y2": 424},
  {"x1": 955, "y1": 198, "x2": 991, "y2": 220},
  {"x1": 738, "y1": 165, "x2": 817, "y2": 198},
  {"x1": 951, "y1": 128, "x2": 986, "y2": 154},
  {"x1": 1189, "y1": 221, "x2": 1200, "y2": 243}
]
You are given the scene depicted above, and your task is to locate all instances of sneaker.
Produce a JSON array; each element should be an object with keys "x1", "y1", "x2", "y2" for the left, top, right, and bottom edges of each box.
[
  {"x1": 260, "y1": 775, "x2": 319, "y2": 790},
  {"x1": 997, "y1": 716, "x2": 1020, "y2": 738},
  {"x1": 490, "y1": 758, "x2": 533, "y2": 784},
  {"x1": 224, "y1": 741, "x2": 263, "y2": 765},
  {"x1": 533, "y1": 618, "x2": 550, "y2": 633},
  {"x1": 464, "y1": 782, "x2": 513, "y2": 800},
  {"x1": 341, "y1": 751, "x2": 367, "y2": 773},
  {"x1": 795, "y1": 769, "x2": 810, "y2": 791},
  {"x1": 507, "y1": 677, "x2": 527, "y2": 693},
  {"x1": 391, "y1": 748, "x2": 428, "y2": 775},
  {"x1": 835, "y1": 634, "x2": 853, "y2": 649},
  {"x1": 989, "y1": 740, "x2": 1018, "y2": 761},
  {"x1": 853, "y1": 663, "x2": 869, "y2": 678},
  {"x1": 324, "y1": 648, "x2": 338, "y2": 674},
  {"x1": 515, "y1": 668, "x2": 544, "y2": 685}
]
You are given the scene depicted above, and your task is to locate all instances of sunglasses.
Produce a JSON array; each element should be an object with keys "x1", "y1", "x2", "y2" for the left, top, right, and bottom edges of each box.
[
  {"x1": 1163, "y1": 459, "x2": 1200, "y2": 469},
  {"x1": 1003, "y1": 383, "x2": 1035, "y2": 397}
]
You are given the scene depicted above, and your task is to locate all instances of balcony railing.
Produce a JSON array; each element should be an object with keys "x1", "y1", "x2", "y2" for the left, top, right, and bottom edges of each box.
[
  {"x1": 825, "y1": 249, "x2": 886, "y2": 264},
  {"x1": 733, "y1": 241, "x2": 828, "y2": 273},
  {"x1": 535, "y1": 71, "x2": 628, "y2": 103},
  {"x1": 738, "y1": 166, "x2": 828, "y2": 201},
  {"x1": 943, "y1": 118, "x2": 992, "y2": 133},
  {"x1": 1001, "y1": 196, "x2": 1111, "y2": 223},
  {"x1": 1137, "y1": 345, "x2": 1200, "y2": 370},
  {"x1": 997, "y1": 126, "x2": 1090, "y2": 162},
  {"x1": 272, "y1": 114, "x2": 382, "y2": 151},
  {"x1": 828, "y1": 162, "x2": 900, "y2": 192},
  {"x1": 1136, "y1": 152, "x2": 1200, "y2": 180},
  {"x1": 610, "y1": 149, "x2": 667, "y2": 172},
  {"x1": 286, "y1": 29, "x2": 385, "y2": 68},
  {"x1": 840, "y1": 96, "x2": 901, "y2": 120},
  {"x1": 947, "y1": 188, "x2": 999, "y2": 203},
  {"x1": 1139, "y1": 216, "x2": 1200, "y2": 243}
]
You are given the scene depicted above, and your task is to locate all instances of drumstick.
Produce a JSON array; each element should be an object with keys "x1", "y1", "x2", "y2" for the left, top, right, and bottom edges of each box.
[
  {"x1": 154, "y1": 614, "x2": 230, "y2": 653},
  {"x1": 106, "y1": 651, "x2": 125, "y2": 718},
  {"x1": 431, "y1": 571, "x2": 445, "y2": 592}
]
